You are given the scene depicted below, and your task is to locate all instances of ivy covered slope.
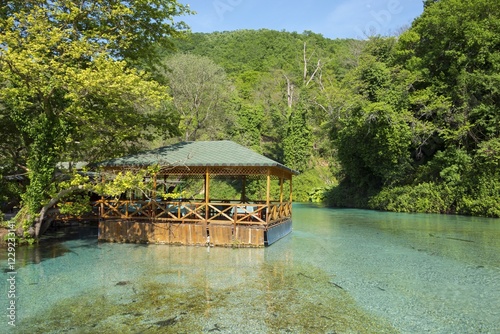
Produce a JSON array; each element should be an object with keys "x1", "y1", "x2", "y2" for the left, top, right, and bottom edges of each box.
[{"x1": 165, "y1": 0, "x2": 499, "y2": 216}]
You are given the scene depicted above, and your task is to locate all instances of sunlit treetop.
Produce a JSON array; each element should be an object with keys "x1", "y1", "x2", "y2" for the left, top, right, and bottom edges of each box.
[{"x1": 0, "y1": 0, "x2": 193, "y2": 64}]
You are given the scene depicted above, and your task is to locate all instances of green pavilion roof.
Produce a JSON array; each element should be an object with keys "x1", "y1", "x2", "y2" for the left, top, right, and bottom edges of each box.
[{"x1": 98, "y1": 141, "x2": 298, "y2": 175}]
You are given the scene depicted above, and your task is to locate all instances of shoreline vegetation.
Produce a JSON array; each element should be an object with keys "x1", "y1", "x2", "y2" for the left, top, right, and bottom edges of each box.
[{"x1": 1, "y1": 0, "x2": 499, "y2": 244}]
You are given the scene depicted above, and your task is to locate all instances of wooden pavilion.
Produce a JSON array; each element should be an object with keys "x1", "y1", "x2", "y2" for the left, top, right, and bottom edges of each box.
[{"x1": 97, "y1": 141, "x2": 298, "y2": 247}]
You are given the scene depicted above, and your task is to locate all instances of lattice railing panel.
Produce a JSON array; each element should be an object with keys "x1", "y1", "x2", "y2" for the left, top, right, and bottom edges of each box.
[
  {"x1": 97, "y1": 199, "x2": 292, "y2": 227},
  {"x1": 156, "y1": 166, "x2": 293, "y2": 180}
]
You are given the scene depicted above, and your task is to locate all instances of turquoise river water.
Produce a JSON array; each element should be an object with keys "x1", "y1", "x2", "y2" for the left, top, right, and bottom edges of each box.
[{"x1": 1, "y1": 203, "x2": 500, "y2": 333}]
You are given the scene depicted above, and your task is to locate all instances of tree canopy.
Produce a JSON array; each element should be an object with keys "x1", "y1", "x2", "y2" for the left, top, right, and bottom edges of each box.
[
  {"x1": 0, "y1": 0, "x2": 191, "y2": 237},
  {"x1": 332, "y1": 0, "x2": 500, "y2": 216},
  {"x1": 168, "y1": 1, "x2": 499, "y2": 216},
  {"x1": 158, "y1": 53, "x2": 235, "y2": 141}
]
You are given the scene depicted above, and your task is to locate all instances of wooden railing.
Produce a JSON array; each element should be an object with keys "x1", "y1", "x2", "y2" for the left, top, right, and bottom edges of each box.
[{"x1": 96, "y1": 199, "x2": 292, "y2": 226}]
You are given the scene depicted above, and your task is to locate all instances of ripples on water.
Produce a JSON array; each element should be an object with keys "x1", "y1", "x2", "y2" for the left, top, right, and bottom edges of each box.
[{"x1": 1, "y1": 204, "x2": 499, "y2": 333}]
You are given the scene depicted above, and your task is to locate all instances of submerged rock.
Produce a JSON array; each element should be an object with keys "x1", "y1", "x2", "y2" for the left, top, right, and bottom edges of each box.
[{"x1": 115, "y1": 281, "x2": 131, "y2": 286}]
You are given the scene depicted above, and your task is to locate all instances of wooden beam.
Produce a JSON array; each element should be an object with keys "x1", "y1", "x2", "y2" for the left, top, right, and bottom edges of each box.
[
  {"x1": 100, "y1": 173, "x2": 105, "y2": 219},
  {"x1": 152, "y1": 173, "x2": 157, "y2": 219},
  {"x1": 242, "y1": 176, "x2": 246, "y2": 202},
  {"x1": 279, "y1": 177, "x2": 284, "y2": 204},
  {"x1": 205, "y1": 167, "x2": 210, "y2": 221},
  {"x1": 266, "y1": 168, "x2": 271, "y2": 224}
]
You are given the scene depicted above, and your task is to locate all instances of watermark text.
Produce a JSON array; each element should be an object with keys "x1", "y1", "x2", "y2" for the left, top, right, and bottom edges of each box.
[
  {"x1": 213, "y1": 0, "x2": 243, "y2": 20},
  {"x1": 6, "y1": 220, "x2": 16, "y2": 327},
  {"x1": 354, "y1": 0, "x2": 404, "y2": 38}
]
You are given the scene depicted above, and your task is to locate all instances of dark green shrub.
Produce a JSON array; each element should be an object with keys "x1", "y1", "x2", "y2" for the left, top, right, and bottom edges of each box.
[{"x1": 368, "y1": 182, "x2": 455, "y2": 214}]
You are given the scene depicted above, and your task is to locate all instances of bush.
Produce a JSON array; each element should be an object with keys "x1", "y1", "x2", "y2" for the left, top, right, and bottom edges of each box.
[
  {"x1": 293, "y1": 168, "x2": 334, "y2": 202},
  {"x1": 457, "y1": 176, "x2": 500, "y2": 218},
  {"x1": 323, "y1": 179, "x2": 376, "y2": 208},
  {"x1": 308, "y1": 187, "x2": 326, "y2": 203},
  {"x1": 368, "y1": 182, "x2": 455, "y2": 214}
]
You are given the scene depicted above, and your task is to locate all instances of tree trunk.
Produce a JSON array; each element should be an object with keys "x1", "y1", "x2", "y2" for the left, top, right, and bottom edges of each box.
[
  {"x1": 284, "y1": 75, "x2": 294, "y2": 108},
  {"x1": 34, "y1": 185, "x2": 83, "y2": 237}
]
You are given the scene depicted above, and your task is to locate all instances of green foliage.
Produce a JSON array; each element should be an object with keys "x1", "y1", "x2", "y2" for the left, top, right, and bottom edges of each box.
[
  {"x1": 167, "y1": 29, "x2": 358, "y2": 196},
  {"x1": 283, "y1": 107, "x2": 311, "y2": 173},
  {"x1": 475, "y1": 137, "x2": 500, "y2": 173},
  {"x1": 0, "y1": 1, "x2": 188, "y2": 235},
  {"x1": 58, "y1": 195, "x2": 92, "y2": 217},
  {"x1": 356, "y1": 57, "x2": 391, "y2": 101},
  {"x1": 206, "y1": 179, "x2": 240, "y2": 201},
  {"x1": 170, "y1": 19, "x2": 499, "y2": 216},
  {"x1": 292, "y1": 166, "x2": 335, "y2": 203},
  {"x1": 324, "y1": 179, "x2": 374, "y2": 209},
  {"x1": 458, "y1": 176, "x2": 500, "y2": 217},
  {"x1": 335, "y1": 101, "x2": 412, "y2": 187},
  {"x1": 3, "y1": 0, "x2": 499, "y2": 225},
  {"x1": 159, "y1": 53, "x2": 235, "y2": 141},
  {"x1": 172, "y1": 30, "x2": 316, "y2": 74},
  {"x1": 0, "y1": 1, "x2": 192, "y2": 66},
  {"x1": 430, "y1": 148, "x2": 472, "y2": 186},
  {"x1": 307, "y1": 188, "x2": 326, "y2": 203},
  {"x1": 323, "y1": 0, "x2": 500, "y2": 217},
  {"x1": 232, "y1": 104, "x2": 265, "y2": 152},
  {"x1": 397, "y1": 0, "x2": 500, "y2": 149},
  {"x1": 94, "y1": 170, "x2": 147, "y2": 198},
  {"x1": 368, "y1": 183, "x2": 454, "y2": 214},
  {"x1": 0, "y1": 177, "x2": 23, "y2": 212}
]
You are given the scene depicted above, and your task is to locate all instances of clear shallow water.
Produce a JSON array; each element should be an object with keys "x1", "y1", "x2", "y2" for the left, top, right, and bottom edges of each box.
[{"x1": 1, "y1": 204, "x2": 500, "y2": 333}]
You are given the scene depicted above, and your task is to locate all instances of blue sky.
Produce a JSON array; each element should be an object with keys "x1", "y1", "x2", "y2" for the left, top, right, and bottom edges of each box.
[{"x1": 179, "y1": 0, "x2": 425, "y2": 39}]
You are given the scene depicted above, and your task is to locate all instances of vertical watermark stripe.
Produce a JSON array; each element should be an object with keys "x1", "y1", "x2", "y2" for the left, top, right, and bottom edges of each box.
[{"x1": 6, "y1": 220, "x2": 17, "y2": 327}]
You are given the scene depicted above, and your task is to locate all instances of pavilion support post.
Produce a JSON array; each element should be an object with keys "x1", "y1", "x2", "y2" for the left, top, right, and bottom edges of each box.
[
  {"x1": 152, "y1": 173, "x2": 157, "y2": 219},
  {"x1": 279, "y1": 177, "x2": 284, "y2": 204},
  {"x1": 205, "y1": 167, "x2": 210, "y2": 222},
  {"x1": 241, "y1": 176, "x2": 246, "y2": 202},
  {"x1": 266, "y1": 169, "x2": 271, "y2": 224},
  {"x1": 279, "y1": 177, "x2": 284, "y2": 220},
  {"x1": 100, "y1": 173, "x2": 105, "y2": 219}
]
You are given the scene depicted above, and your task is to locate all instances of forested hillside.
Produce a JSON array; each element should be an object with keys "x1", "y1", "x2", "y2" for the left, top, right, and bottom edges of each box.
[
  {"x1": 158, "y1": 29, "x2": 358, "y2": 201},
  {"x1": 1, "y1": 0, "x2": 499, "y2": 239},
  {"x1": 158, "y1": 0, "x2": 500, "y2": 216}
]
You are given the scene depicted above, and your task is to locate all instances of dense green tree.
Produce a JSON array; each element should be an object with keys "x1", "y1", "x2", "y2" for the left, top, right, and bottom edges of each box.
[
  {"x1": 322, "y1": 0, "x2": 500, "y2": 216},
  {"x1": 397, "y1": 0, "x2": 500, "y2": 150},
  {"x1": 3, "y1": 0, "x2": 496, "y2": 226},
  {"x1": 164, "y1": 10, "x2": 499, "y2": 216},
  {"x1": 283, "y1": 105, "x2": 311, "y2": 173},
  {"x1": 392, "y1": 0, "x2": 499, "y2": 216},
  {"x1": 0, "y1": 0, "x2": 190, "y2": 237},
  {"x1": 159, "y1": 53, "x2": 236, "y2": 141},
  {"x1": 335, "y1": 101, "x2": 413, "y2": 187},
  {"x1": 231, "y1": 104, "x2": 265, "y2": 152}
]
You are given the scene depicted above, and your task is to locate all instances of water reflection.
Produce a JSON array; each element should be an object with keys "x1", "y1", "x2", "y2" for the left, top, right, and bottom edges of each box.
[{"x1": 1, "y1": 225, "x2": 99, "y2": 271}]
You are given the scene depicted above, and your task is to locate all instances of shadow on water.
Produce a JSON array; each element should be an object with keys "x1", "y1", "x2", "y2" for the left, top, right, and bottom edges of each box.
[{"x1": 3, "y1": 224, "x2": 99, "y2": 271}]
